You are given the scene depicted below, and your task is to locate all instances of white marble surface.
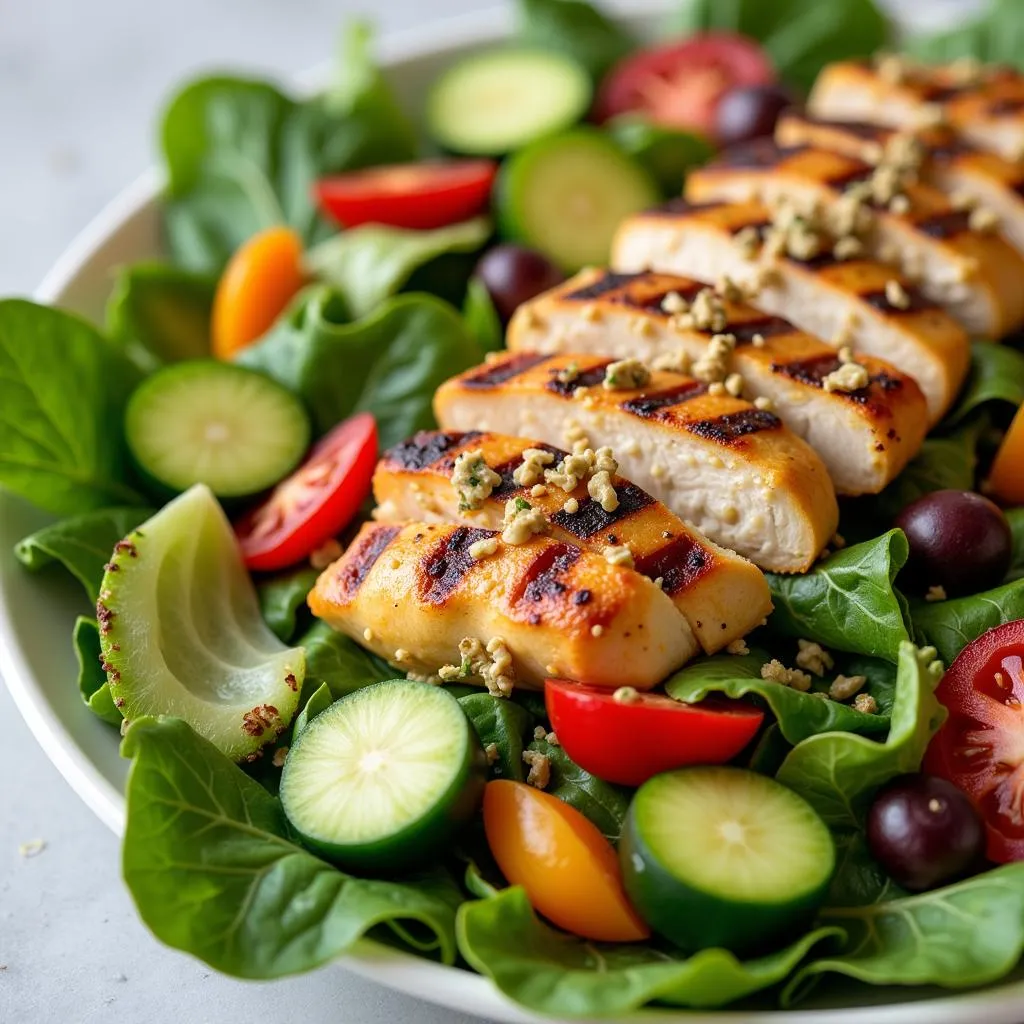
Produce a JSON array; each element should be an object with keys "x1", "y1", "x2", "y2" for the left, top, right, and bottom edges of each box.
[{"x1": 0, "y1": 1, "x2": 987, "y2": 1022}]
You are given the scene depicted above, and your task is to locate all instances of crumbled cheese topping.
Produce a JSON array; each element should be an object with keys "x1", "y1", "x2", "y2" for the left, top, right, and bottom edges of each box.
[
  {"x1": 829, "y1": 674, "x2": 868, "y2": 701},
  {"x1": 734, "y1": 225, "x2": 762, "y2": 260},
  {"x1": 533, "y1": 725, "x2": 547, "y2": 741},
  {"x1": 588, "y1": 471, "x2": 619, "y2": 513},
  {"x1": 591, "y1": 624, "x2": 605, "y2": 638},
  {"x1": 393, "y1": 648, "x2": 410, "y2": 663},
  {"x1": 603, "y1": 358, "x2": 651, "y2": 390},
  {"x1": 796, "y1": 639, "x2": 835, "y2": 677},
  {"x1": 661, "y1": 291, "x2": 690, "y2": 314},
  {"x1": 692, "y1": 332, "x2": 737, "y2": 384},
  {"x1": 556, "y1": 361, "x2": 580, "y2": 385},
  {"x1": 612, "y1": 686, "x2": 640, "y2": 704},
  {"x1": 562, "y1": 497, "x2": 579, "y2": 514},
  {"x1": 501, "y1": 498, "x2": 548, "y2": 544},
  {"x1": 751, "y1": 332, "x2": 766, "y2": 348},
  {"x1": 969, "y1": 206, "x2": 999, "y2": 233},
  {"x1": 469, "y1": 536, "x2": 500, "y2": 561},
  {"x1": 563, "y1": 419, "x2": 590, "y2": 449},
  {"x1": 833, "y1": 236, "x2": 864, "y2": 261},
  {"x1": 925, "y1": 584, "x2": 948, "y2": 602},
  {"x1": 715, "y1": 275, "x2": 746, "y2": 303},
  {"x1": 652, "y1": 349, "x2": 693, "y2": 374},
  {"x1": 531, "y1": 484, "x2": 548, "y2": 498},
  {"x1": 885, "y1": 279, "x2": 911, "y2": 310},
  {"x1": 724, "y1": 372, "x2": 745, "y2": 397},
  {"x1": 451, "y1": 449, "x2": 502, "y2": 512},
  {"x1": 761, "y1": 659, "x2": 813, "y2": 692},
  {"x1": 545, "y1": 449, "x2": 594, "y2": 492},
  {"x1": 822, "y1": 349, "x2": 871, "y2": 393},
  {"x1": 513, "y1": 447, "x2": 556, "y2": 487},
  {"x1": 726, "y1": 638, "x2": 750, "y2": 656},
  {"x1": 688, "y1": 287, "x2": 728, "y2": 332},
  {"x1": 754, "y1": 395, "x2": 775, "y2": 412},
  {"x1": 603, "y1": 543, "x2": 634, "y2": 569},
  {"x1": 445, "y1": 636, "x2": 516, "y2": 697},
  {"x1": 522, "y1": 750, "x2": 551, "y2": 789},
  {"x1": 485, "y1": 743, "x2": 499, "y2": 766},
  {"x1": 593, "y1": 446, "x2": 618, "y2": 474},
  {"x1": 272, "y1": 746, "x2": 288, "y2": 768},
  {"x1": 853, "y1": 692, "x2": 878, "y2": 715}
]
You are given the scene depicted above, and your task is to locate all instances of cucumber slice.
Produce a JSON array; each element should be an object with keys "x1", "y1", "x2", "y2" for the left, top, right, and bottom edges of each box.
[
  {"x1": 280, "y1": 680, "x2": 486, "y2": 871},
  {"x1": 124, "y1": 360, "x2": 310, "y2": 499},
  {"x1": 620, "y1": 766, "x2": 835, "y2": 955},
  {"x1": 98, "y1": 485, "x2": 305, "y2": 761},
  {"x1": 427, "y1": 48, "x2": 591, "y2": 156},
  {"x1": 496, "y1": 128, "x2": 659, "y2": 271}
]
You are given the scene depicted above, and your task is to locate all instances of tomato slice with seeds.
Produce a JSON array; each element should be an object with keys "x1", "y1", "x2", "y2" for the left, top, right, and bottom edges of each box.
[
  {"x1": 924, "y1": 619, "x2": 1024, "y2": 863},
  {"x1": 234, "y1": 413, "x2": 378, "y2": 572}
]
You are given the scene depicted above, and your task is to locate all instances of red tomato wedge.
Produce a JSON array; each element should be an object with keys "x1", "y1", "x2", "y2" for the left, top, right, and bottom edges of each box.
[
  {"x1": 545, "y1": 679, "x2": 764, "y2": 787},
  {"x1": 235, "y1": 413, "x2": 378, "y2": 572},
  {"x1": 594, "y1": 33, "x2": 776, "y2": 136},
  {"x1": 925, "y1": 620, "x2": 1024, "y2": 864},
  {"x1": 314, "y1": 160, "x2": 498, "y2": 231}
]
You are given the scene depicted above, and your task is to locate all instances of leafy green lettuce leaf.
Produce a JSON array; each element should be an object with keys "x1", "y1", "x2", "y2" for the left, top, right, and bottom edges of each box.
[
  {"x1": 297, "y1": 620, "x2": 393, "y2": 699},
  {"x1": 15, "y1": 506, "x2": 154, "y2": 602},
  {"x1": 776, "y1": 643, "x2": 946, "y2": 829},
  {"x1": 516, "y1": 0, "x2": 633, "y2": 81},
  {"x1": 766, "y1": 531, "x2": 910, "y2": 663},
  {"x1": 909, "y1": 0, "x2": 1024, "y2": 67},
  {"x1": 606, "y1": 115, "x2": 716, "y2": 197},
  {"x1": 462, "y1": 278, "x2": 504, "y2": 353},
  {"x1": 257, "y1": 567, "x2": 320, "y2": 642},
  {"x1": 458, "y1": 693, "x2": 532, "y2": 782},
  {"x1": 910, "y1": 578, "x2": 1024, "y2": 666},
  {"x1": 291, "y1": 681, "x2": 333, "y2": 737},
  {"x1": 73, "y1": 616, "x2": 122, "y2": 726},
  {"x1": 457, "y1": 887, "x2": 840, "y2": 1015},
  {"x1": 670, "y1": 0, "x2": 889, "y2": 92},
  {"x1": 1010, "y1": 508, "x2": 1024, "y2": 581},
  {"x1": 305, "y1": 218, "x2": 490, "y2": 320},
  {"x1": 946, "y1": 343, "x2": 1024, "y2": 426},
  {"x1": 237, "y1": 288, "x2": 481, "y2": 448},
  {"x1": 121, "y1": 716, "x2": 462, "y2": 975},
  {"x1": 0, "y1": 299, "x2": 145, "y2": 515},
  {"x1": 826, "y1": 831, "x2": 904, "y2": 909},
  {"x1": 161, "y1": 23, "x2": 416, "y2": 273},
  {"x1": 785, "y1": 863, "x2": 1024, "y2": 1006},
  {"x1": 666, "y1": 651, "x2": 893, "y2": 745}
]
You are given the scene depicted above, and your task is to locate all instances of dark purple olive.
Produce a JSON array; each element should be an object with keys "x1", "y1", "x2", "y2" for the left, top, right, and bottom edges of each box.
[
  {"x1": 895, "y1": 489, "x2": 1012, "y2": 597},
  {"x1": 715, "y1": 85, "x2": 795, "y2": 146},
  {"x1": 867, "y1": 774, "x2": 985, "y2": 892},
  {"x1": 474, "y1": 244, "x2": 565, "y2": 323}
]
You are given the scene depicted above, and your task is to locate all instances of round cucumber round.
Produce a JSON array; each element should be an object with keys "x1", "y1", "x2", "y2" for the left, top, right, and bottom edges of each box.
[
  {"x1": 496, "y1": 128, "x2": 660, "y2": 271},
  {"x1": 124, "y1": 360, "x2": 310, "y2": 500},
  {"x1": 620, "y1": 766, "x2": 835, "y2": 955},
  {"x1": 427, "y1": 47, "x2": 591, "y2": 156},
  {"x1": 280, "y1": 680, "x2": 487, "y2": 871}
]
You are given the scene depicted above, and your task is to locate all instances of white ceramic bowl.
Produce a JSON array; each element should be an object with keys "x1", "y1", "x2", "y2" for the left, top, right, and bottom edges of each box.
[{"x1": 5, "y1": 3, "x2": 1024, "y2": 1021}]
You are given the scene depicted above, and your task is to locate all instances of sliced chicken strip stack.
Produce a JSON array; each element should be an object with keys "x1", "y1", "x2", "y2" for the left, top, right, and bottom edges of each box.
[
  {"x1": 433, "y1": 352, "x2": 839, "y2": 573},
  {"x1": 611, "y1": 199, "x2": 970, "y2": 420},
  {"x1": 309, "y1": 521, "x2": 698, "y2": 690},
  {"x1": 684, "y1": 139, "x2": 1024, "y2": 336},
  {"x1": 809, "y1": 59, "x2": 1024, "y2": 163},
  {"x1": 777, "y1": 112, "x2": 1024, "y2": 257},
  {"x1": 372, "y1": 429, "x2": 772, "y2": 653},
  {"x1": 505, "y1": 268, "x2": 929, "y2": 492}
]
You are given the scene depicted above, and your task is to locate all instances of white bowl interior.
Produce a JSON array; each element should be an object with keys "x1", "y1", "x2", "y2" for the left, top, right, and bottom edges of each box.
[{"x1": 5, "y1": 3, "x2": 1024, "y2": 1022}]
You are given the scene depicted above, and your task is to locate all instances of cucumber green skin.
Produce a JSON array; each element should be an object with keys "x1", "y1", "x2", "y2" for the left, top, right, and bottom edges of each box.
[
  {"x1": 619, "y1": 802, "x2": 834, "y2": 957},
  {"x1": 281, "y1": 686, "x2": 488, "y2": 874}
]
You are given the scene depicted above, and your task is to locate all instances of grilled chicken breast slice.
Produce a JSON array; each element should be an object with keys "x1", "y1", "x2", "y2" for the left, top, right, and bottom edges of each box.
[
  {"x1": 611, "y1": 199, "x2": 970, "y2": 421},
  {"x1": 808, "y1": 60, "x2": 1024, "y2": 163},
  {"x1": 777, "y1": 112, "x2": 1024, "y2": 258},
  {"x1": 433, "y1": 353, "x2": 838, "y2": 573},
  {"x1": 685, "y1": 140, "x2": 1024, "y2": 337},
  {"x1": 373, "y1": 429, "x2": 772, "y2": 653},
  {"x1": 309, "y1": 521, "x2": 697, "y2": 690},
  {"x1": 506, "y1": 268, "x2": 929, "y2": 492}
]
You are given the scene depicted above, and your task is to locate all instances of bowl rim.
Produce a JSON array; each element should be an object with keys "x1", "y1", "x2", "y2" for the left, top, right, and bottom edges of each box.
[{"x1": 7, "y1": 2, "x2": 1024, "y2": 1021}]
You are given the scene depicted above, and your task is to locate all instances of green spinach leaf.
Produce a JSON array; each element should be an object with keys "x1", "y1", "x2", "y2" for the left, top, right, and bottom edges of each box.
[
  {"x1": 121, "y1": 716, "x2": 461, "y2": 975},
  {"x1": 669, "y1": 0, "x2": 889, "y2": 92},
  {"x1": 162, "y1": 24, "x2": 416, "y2": 273},
  {"x1": 517, "y1": 0, "x2": 633, "y2": 82},
  {"x1": 827, "y1": 831, "x2": 904, "y2": 909},
  {"x1": 237, "y1": 288, "x2": 481, "y2": 448},
  {"x1": 527, "y1": 738, "x2": 631, "y2": 843},
  {"x1": 946, "y1": 343, "x2": 1024, "y2": 426},
  {"x1": 775, "y1": 643, "x2": 945, "y2": 829},
  {"x1": 457, "y1": 887, "x2": 840, "y2": 1014},
  {"x1": 257, "y1": 567, "x2": 320, "y2": 642},
  {"x1": 297, "y1": 620, "x2": 394, "y2": 699},
  {"x1": 666, "y1": 651, "x2": 892, "y2": 745},
  {"x1": 1009, "y1": 508, "x2": 1024, "y2": 581},
  {"x1": 305, "y1": 217, "x2": 490, "y2": 320},
  {"x1": 74, "y1": 616, "x2": 122, "y2": 726},
  {"x1": 909, "y1": 0, "x2": 1024, "y2": 68},
  {"x1": 0, "y1": 299, "x2": 145, "y2": 515},
  {"x1": 766, "y1": 531, "x2": 910, "y2": 663},
  {"x1": 910, "y1": 578, "x2": 1024, "y2": 666},
  {"x1": 607, "y1": 115, "x2": 715, "y2": 196},
  {"x1": 15, "y1": 506, "x2": 154, "y2": 602},
  {"x1": 292, "y1": 681, "x2": 333, "y2": 737},
  {"x1": 458, "y1": 693, "x2": 532, "y2": 781},
  {"x1": 784, "y1": 863, "x2": 1024, "y2": 1006},
  {"x1": 106, "y1": 263, "x2": 215, "y2": 369},
  {"x1": 462, "y1": 278, "x2": 504, "y2": 353}
]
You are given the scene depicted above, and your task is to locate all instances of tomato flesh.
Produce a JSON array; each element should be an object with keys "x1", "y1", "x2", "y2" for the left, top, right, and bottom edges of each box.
[
  {"x1": 314, "y1": 160, "x2": 498, "y2": 231},
  {"x1": 594, "y1": 33, "x2": 776, "y2": 136},
  {"x1": 234, "y1": 413, "x2": 378, "y2": 572},
  {"x1": 483, "y1": 780, "x2": 650, "y2": 943},
  {"x1": 545, "y1": 678, "x2": 764, "y2": 787},
  {"x1": 924, "y1": 620, "x2": 1024, "y2": 863}
]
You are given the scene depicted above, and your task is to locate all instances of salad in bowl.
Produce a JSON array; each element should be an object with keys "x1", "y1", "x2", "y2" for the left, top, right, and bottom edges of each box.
[{"x1": 5, "y1": 0, "x2": 1024, "y2": 1017}]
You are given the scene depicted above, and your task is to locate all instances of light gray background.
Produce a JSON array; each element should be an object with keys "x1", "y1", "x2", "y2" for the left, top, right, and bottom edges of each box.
[{"x1": 0, "y1": 1, "x2": 982, "y2": 1022}]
